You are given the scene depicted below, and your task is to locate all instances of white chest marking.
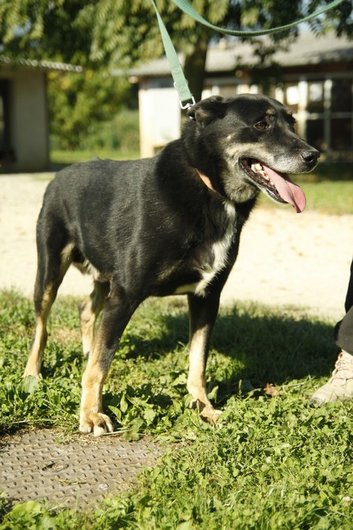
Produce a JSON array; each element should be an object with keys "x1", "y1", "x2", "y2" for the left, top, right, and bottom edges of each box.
[{"x1": 175, "y1": 202, "x2": 236, "y2": 297}]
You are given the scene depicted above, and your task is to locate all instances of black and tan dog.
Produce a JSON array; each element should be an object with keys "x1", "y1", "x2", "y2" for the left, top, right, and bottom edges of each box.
[{"x1": 23, "y1": 94, "x2": 319, "y2": 435}]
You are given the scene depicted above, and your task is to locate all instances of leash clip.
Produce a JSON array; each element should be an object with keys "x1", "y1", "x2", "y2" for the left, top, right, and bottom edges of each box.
[
  {"x1": 174, "y1": 79, "x2": 196, "y2": 110},
  {"x1": 179, "y1": 96, "x2": 196, "y2": 110}
]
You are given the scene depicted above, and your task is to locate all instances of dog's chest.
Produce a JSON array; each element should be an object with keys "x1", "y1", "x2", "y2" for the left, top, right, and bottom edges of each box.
[{"x1": 175, "y1": 202, "x2": 237, "y2": 296}]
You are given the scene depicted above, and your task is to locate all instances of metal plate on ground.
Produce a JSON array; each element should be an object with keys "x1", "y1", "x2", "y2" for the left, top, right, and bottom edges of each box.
[{"x1": 0, "y1": 429, "x2": 162, "y2": 508}]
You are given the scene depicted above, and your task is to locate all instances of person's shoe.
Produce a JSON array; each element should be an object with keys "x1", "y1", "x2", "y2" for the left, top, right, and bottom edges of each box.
[{"x1": 311, "y1": 350, "x2": 353, "y2": 405}]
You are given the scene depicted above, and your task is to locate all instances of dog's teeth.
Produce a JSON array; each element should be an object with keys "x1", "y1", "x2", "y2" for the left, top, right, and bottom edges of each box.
[
  {"x1": 258, "y1": 168, "x2": 268, "y2": 179},
  {"x1": 251, "y1": 162, "x2": 263, "y2": 172},
  {"x1": 249, "y1": 163, "x2": 274, "y2": 186}
]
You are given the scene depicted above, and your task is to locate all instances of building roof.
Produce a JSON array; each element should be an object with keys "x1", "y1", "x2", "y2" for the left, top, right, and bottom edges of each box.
[
  {"x1": 129, "y1": 31, "x2": 353, "y2": 77},
  {"x1": 0, "y1": 55, "x2": 83, "y2": 72}
]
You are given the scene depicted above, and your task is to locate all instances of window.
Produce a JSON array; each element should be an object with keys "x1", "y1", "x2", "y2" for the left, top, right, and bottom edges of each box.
[
  {"x1": 331, "y1": 79, "x2": 352, "y2": 113},
  {"x1": 303, "y1": 76, "x2": 353, "y2": 156},
  {"x1": 0, "y1": 79, "x2": 11, "y2": 157},
  {"x1": 306, "y1": 119, "x2": 326, "y2": 151},
  {"x1": 331, "y1": 118, "x2": 352, "y2": 151},
  {"x1": 307, "y1": 81, "x2": 325, "y2": 113}
]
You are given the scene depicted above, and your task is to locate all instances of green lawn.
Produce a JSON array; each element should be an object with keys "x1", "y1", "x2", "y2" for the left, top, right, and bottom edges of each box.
[
  {"x1": 1, "y1": 290, "x2": 353, "y2": 529},
  {"x1": 259, "y1": 180, "x2": 353, "y2": 215},
  {"x1": 50, "y1": 148, "x2": 140, "y2": 166}
]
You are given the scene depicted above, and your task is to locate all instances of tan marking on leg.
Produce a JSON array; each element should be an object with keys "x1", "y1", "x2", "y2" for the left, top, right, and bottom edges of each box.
[
  {"x1": 24, "y1": 246, "x2": 73, "y2": 378},
  {"x1": 80, "y1": 296, "x2": 95, "y2": 357},
  {"x1": 79, "y1": 330, "x2": 114, "y2": 436},
  {"x1": 23, "y1": 317, "x2": 47, "y2": 377},
  {"x1": 60, "y1": 242, "x2": 75, "y2": 277},
  {"x1": 23, "y1": 285, "x2": 55, "y2": 378},
  {"x1": 187, "y1": 327, "x2": 209, "y2": 405},
  {"x1": 187, "y1": 327, "x2": 221, "y2": 423},
  {"x1": 80, "y1": 283, "x2": 109, "y2": 357}
]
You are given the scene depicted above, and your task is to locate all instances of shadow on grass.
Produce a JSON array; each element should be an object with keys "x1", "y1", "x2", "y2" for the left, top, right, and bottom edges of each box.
[
  {"x1": 123, "y1": 300, "x2": 338, "y2": 390},
  {"x1": 2, "y1": 289, "x2": 338, "y2": 405}
]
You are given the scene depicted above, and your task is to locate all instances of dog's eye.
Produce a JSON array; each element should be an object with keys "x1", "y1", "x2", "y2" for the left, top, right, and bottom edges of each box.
[{"x1": 254, "y1": 118, "x2": 272, "y2": 131}]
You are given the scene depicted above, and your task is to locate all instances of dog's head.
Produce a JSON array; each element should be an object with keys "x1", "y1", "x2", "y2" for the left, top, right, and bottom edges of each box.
[{"x1": 185, "y1": 94, "x2": 319, "y2": 212}]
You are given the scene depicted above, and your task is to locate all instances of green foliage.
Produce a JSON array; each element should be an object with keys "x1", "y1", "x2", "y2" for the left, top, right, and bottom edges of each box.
[
  {"x1": 0, "y1": 0, "x2": 93, "y2": 65},
  {"x1": 76, "y1": 109, "x2": 140, "y2": 153},
  {"x1": 104, "y1": 399, "x2": 353, "y2": 530},
  {"x1": 2, "y1": 290, "x2": 353, "y2": 528},
  {"x1": 0, "y1": 289, "x2": 334, "y2": 438},
  {"x1": 1, "y1": 1, "x2": 351, "y2": 100},
  {"x1": 2, "y1": 1, "x2": 351, "y2": 142},
  {"x1": 1, "y1": 1, "x2": 351, "y2": 65},
  {"x1": 0, "y1": 0, "x2": 230, "y2": 66},
  {"x1": 47, "y1": 70, "x2": 132, "y2": 150},
  {"x1": 0, "y1": 500, "x2": 87, "y2": 530}
]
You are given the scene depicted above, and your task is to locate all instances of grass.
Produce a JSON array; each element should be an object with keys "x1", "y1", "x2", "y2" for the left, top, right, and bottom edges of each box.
[
  {"x1": 1, "y1": 289, "x2": 353, "y2": 528},
  {"x1": 259, "y1": 179, "x2": 353, "y2": 215},
  {"x1": 258, "y1": 161, "x2": 353, "y2": 215},
  {"x1": 50, "y1": 148, "x2": 140, "y2": 167}
]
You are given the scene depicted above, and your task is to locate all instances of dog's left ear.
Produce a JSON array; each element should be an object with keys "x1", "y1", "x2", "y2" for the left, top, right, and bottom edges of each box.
[{"x1": 186, "y1": 96, "x2": 227, "y2": 127}]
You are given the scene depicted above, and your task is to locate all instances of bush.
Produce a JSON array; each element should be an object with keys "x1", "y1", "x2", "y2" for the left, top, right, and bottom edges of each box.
[
  {"x1": 48, "y1": 70, "x2": 136, "y2": 151},
  {"x1": 50, "y1": 109, "x2": 139, "y2": 154},
  {"x1": 82, "y1": 109, "x2": 139, "y2": 152}
]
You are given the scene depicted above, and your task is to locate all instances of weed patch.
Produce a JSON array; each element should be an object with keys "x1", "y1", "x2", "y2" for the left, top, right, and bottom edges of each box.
[{"x1": 1, "y1": 290, "x2": 353, "y2": 528}]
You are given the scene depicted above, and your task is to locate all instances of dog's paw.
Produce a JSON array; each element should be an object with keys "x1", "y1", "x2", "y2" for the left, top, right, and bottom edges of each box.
[
  {"x1": 200, "y1": 406, "x2": 222, "y2": 424},
  {"x1": 21, "y1": 374, "x2": 41, "y2": 394},
  {"x1": 22, "y1": 371, "x2": 41, "y2": 380},
  {"x1": 190, "y1": 399, "x2": 222, "y2": 424},
  {"x1": 23, "y1": 367, "x2": 42, "y2": 379},
  {"x1": 79, "y1": 411, "x2": 114, "y2": 437}
]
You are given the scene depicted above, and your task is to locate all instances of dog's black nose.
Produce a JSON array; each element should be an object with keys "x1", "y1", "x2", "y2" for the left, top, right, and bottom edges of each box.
[{"x1": 301, "y1": 150, "x2": 320, "y2": 164}]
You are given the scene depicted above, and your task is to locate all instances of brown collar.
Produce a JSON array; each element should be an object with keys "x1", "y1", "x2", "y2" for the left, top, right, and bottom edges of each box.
[{"x1": 195, "y1": 168, "x2": 219, "y2": 195}]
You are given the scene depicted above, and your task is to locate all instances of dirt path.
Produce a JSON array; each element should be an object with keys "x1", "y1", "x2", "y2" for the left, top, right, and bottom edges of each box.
[{"x1": 1, "y1": 174, "x2": 353, "y2": 321}]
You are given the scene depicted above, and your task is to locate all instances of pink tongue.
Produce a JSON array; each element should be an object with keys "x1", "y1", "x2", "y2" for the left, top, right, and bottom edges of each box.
[{"x1": 262, "y1": 164, "x2": 306, "y2": 213}]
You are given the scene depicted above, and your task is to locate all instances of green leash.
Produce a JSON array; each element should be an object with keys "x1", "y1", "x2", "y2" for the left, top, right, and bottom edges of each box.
[
  {"x1": 172, "y1": 0, "x2": 345, "y2": 38},
  {"x1": 150, "y1": 0, "x2": 345, "y2": 108}
]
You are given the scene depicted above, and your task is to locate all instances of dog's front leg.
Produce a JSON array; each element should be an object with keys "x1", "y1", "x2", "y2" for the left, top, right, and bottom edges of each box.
[
  {"x1": 187, "y1": 293, "x2": 221, "y2": 423},
  {"x1": 79, "y1": 285, "x2": 136, "y2": 436}
]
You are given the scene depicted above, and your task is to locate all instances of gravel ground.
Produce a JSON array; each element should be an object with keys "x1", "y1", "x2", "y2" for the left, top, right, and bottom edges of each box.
[{"x1": 1, "y1": 173, "x2": 353, "y2": 321}]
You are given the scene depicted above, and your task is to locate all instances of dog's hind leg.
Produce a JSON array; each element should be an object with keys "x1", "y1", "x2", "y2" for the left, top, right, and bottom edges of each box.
[
  {"x1": 79, "y1": 281, "x2": 110, "y2": 357},
  {"x1": 23, "y1": 222, "x2": 72, "y2": 378},
  {"x1": 187, "y1": 293, "x2": 222, "y2": 423},
  {"x1": 79, "y1": 282, "x2": 139, "y2": 436}
]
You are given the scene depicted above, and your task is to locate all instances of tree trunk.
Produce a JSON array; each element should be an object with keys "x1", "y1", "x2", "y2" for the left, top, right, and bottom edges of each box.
[{"x1": 183, "y1": 30, "x2": 210, "y2": 103}]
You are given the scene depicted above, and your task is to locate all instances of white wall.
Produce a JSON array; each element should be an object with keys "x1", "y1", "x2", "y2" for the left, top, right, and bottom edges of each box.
[
  {"x1": 1, "y1": 67, "x2": 49, "y2": 172},
  {"x1": 11, "y1": 69, "x2": 49, "y2": 171},
  {"x1": 139, "y1": 83, "x2": 181, "y2": 157}
]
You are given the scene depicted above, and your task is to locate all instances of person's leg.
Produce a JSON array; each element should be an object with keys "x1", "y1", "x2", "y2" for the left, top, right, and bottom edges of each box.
[
  {"x1": 344, "y1": 259, "x2": 353, "y2": 314},
  {"x1": 336, "y1": 305, "x2": 353, "y2": 355},
  {"x1": 311, "y1": 303, "x2": 353, "y2": 405}
]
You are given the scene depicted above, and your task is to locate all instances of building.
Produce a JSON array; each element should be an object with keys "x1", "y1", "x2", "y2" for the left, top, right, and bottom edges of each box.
[
  {"x1": 131, "y1": 32, "x2": 353, "y2": 160},
  {"x1": 0, "y1": 57, "x2": 82, "y2": 173}
]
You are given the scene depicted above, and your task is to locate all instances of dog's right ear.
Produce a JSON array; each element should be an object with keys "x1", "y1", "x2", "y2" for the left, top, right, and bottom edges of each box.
[{"x1": 186, "y1": 96, "x2": 227, "y2": 127}]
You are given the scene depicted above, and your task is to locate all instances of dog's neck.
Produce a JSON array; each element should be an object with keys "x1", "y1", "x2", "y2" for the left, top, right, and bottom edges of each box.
[{"x1": 195, "y1": 168, "x2": 219, "y2": 196}]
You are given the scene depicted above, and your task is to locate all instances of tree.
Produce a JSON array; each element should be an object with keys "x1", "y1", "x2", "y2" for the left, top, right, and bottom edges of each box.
[
  {"x1": 1, "y1": 1, "x2": 352, "y2": 101},
  {"x1": 48, "y1": 70, "x2": 131, "y2": 150}
]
